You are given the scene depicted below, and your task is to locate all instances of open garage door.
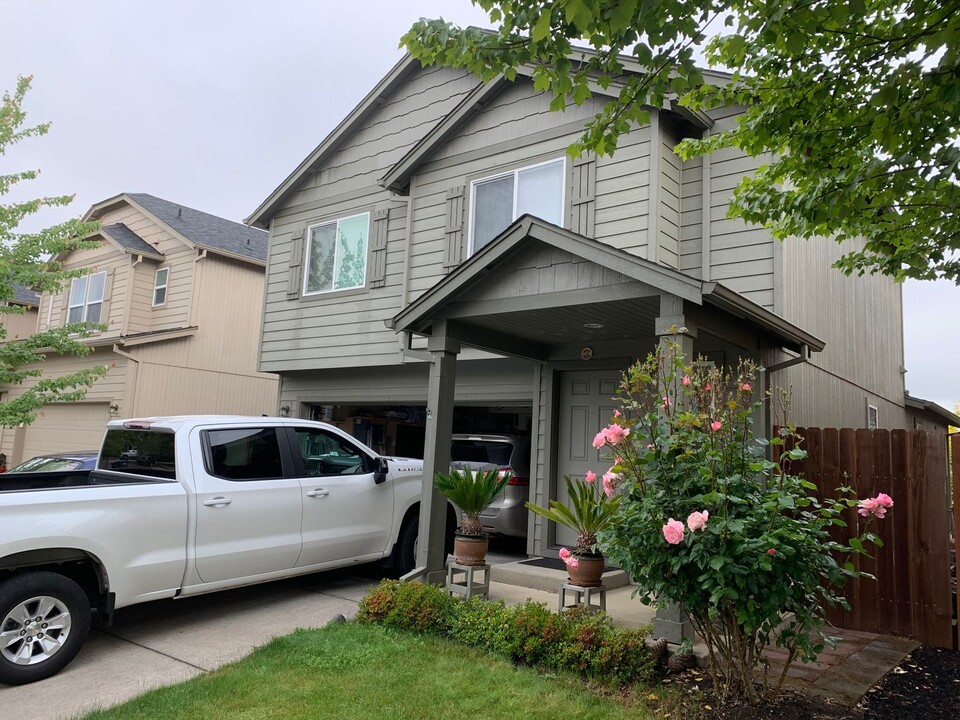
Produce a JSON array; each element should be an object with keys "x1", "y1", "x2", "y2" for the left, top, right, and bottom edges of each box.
[{"x1": 16, "y1": 403, "x2": 110, "y2": 463}]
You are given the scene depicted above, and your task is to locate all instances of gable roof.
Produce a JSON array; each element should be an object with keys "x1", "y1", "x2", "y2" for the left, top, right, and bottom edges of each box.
[
  {"x1": 10, "y1": 283, "x2": 39, "y2": 306},
  {"x1": 904, "y1": 393, "x2": 960, "y2": 427},
  {"x1": 125, "y1": 193, "x2": 267, "y2": 263},
  {"x1": 389, "y1": 215, "x2": 824, "y2": 355},
  {"x1": 101, "y1": 223, "x2": 164, "y2": 259},
  {"x1": 245, "y1": 54, "x2": 425, "y2": 229}
]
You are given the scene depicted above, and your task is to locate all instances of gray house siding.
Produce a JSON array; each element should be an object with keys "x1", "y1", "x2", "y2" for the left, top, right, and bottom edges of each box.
[
  {"x1": 773, "y1": 235, "x2": 908, "y2": 429},
  {"x1": 259, "y1": 66, "x2": 479, "y2": 373}
]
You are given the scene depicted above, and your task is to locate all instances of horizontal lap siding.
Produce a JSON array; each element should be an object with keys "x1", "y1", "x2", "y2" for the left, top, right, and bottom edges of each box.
[
  {"x1": 134, "y1": 363, "x2": 277, "y2": 417},
  {"x1": 593, "y1": 132, "x2": 650, "y2": 255},
  {"x1": 680, "y1": 156, "x2": 703, "y2": 276},
  {"x1": 658, "y1": 123, "x2": 682, "y2": 270},
  {"x1": 278, "y1": 358, "x2": 535, "y2": 406},
  {"x1": 705, "y1": 108, "x2": 775, "y2": 309},
  {"x1": 261, "y1": 66, "x2": 477, "y2": 373}
]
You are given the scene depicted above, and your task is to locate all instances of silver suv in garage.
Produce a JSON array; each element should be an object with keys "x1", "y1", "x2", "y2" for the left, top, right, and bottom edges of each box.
[{"x1": 450, "y1": 434, "x2": 531, "y2": 538}]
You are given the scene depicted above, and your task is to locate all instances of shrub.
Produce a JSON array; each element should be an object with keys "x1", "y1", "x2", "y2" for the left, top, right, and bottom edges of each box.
[
  {"x1": 358, "y1": 581, "x2": 654, "y2": 688},
  {"x1": 357, "y1": 579, "x2": 453, "y2": 634}
]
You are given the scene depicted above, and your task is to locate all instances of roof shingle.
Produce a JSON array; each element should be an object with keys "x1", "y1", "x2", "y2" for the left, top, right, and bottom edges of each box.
[
  {"x1": 127, "y1": 193, "x2": 268, "y2": 263},
  {"x1": 101, "y1": 223, "x2": 162, "y2": 257}
]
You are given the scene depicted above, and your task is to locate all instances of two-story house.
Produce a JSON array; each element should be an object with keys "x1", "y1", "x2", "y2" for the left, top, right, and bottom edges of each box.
[
  {"x1": 0, "y1": 192, "x2": 278, "y2": 465},
  {"x1": 245, "y1": 55, "x2": 924, "y2": 568}
]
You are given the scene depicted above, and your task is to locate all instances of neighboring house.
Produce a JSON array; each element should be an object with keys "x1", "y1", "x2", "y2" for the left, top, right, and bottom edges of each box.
[
  {"x1": 0, "y1": 283, "x2": 41, "y2": 343},
  {"x1": 246, "y1": 56, "x2": 917, "y2": 559},
  {"x1": 903, "y1": 394, "x2": 960, "y2": 437},
  {"x1": 0, "y1": 193, "x2": 278, "y2": 465}
]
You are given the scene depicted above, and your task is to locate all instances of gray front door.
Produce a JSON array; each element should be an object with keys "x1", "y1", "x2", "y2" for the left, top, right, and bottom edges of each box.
[{"x1": 556, "y1": 370, "x2": 622, "y2": 547}]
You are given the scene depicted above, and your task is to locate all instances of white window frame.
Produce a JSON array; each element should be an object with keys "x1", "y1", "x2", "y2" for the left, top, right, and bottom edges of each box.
[
  {"x1": 302, "y1": 212, "x2": 370, "y2": 296},
  {"x1": 867, "y1": 403, "x2": 879, "y2": 430},
  {"x1": 153, "y1": 267, "x2": 169, "y2": 307},
  {"x1": 66, "y1": 271, "x2": 106, "y2": 325},
  {"x1": 467, "y1": 157, "x2": 566, "y2": 256}
]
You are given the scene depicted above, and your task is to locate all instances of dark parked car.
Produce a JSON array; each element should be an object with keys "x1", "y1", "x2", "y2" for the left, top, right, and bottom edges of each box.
[
  {"x1": 450, "y1": 434, "x2": 530, "y2": 538},
  {"x1": 7, "y1": 451, "x2": 98, "y2": 473}
]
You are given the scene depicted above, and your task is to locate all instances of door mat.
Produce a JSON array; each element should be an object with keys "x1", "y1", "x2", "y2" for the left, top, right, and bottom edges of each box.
[{"x1": 517, "y1": 557, "x2": 616, "y2": 572}]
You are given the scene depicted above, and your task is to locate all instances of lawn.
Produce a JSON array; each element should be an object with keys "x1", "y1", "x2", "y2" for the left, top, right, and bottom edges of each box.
[{"x1": 79, "y1": 622, "x2": 657, "y2": 720}]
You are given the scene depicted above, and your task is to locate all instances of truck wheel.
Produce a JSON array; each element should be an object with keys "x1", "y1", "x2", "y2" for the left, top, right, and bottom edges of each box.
[
  {"x1": 391, "y1": 509, "x2": 457, "y2": 576},
  {"x1": 0, "y1": 572, "x2": 91, "y2": 685}
]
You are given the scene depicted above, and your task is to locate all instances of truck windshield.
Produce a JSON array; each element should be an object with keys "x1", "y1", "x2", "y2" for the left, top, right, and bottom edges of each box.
[{"x1": 99, "y1": 429, "x2": 176, "y2": 480}]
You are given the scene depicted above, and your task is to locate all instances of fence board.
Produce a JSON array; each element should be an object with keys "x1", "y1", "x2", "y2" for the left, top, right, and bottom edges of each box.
[
  {"x1": 952, "y1": 434, "x2": 960, "y2": 646},
  {"x1": 779, "y1": 426, "x2": 953, "y2": 648}
]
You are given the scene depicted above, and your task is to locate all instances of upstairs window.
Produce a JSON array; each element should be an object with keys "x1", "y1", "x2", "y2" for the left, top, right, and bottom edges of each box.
[
  {"x1": 303, "y1": 212, "x2": 369, "y2": 295},
  {"x1": 67, "y1": 271, "x2": 106, "y2": 324},
  {"x1": 153, "y1": 268, "x2": 169, "y2": 306},
  {"x1": 469, "y1": 158, "x2": 565, "y2": 254}
]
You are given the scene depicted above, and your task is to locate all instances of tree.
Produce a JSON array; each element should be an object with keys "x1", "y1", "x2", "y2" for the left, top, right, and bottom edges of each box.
[
  {"x1": 1, "y1": 76, "x2": 109, "y2": 427},
  {"x1": 402, "y1": 1, "x2": 960, "y2": 282}
]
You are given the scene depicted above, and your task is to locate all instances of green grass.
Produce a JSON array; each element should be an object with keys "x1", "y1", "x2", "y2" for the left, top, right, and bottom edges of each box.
[{"x1": 79, "y1": 622, "x2": 658, "y2": 720}]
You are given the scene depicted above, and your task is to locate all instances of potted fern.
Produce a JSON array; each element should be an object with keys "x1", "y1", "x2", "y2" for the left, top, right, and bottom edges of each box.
[
  {"x1": 526, "y1": 475, "x2": 622, "y2": 586},
  {"x1": 434, "y1": 467, "x2": 511, "y2": 565}
]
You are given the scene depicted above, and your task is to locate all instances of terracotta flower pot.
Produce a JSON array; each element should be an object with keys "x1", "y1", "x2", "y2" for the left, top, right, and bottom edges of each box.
[
  {"x1": 453, "y1": 533, "x2": 489, "y2": 566},
  {"x1": 566, "y1": 553, "x2": 605, "y2": 587}
]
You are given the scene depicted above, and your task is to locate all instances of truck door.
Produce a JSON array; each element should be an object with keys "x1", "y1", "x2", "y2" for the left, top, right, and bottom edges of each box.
[
  {"x1": 287, "y1": 426, "x2": 393, "y2": 567},
  {"x1": 192, "y1": 426, "x2": 302, "y2": 583}
]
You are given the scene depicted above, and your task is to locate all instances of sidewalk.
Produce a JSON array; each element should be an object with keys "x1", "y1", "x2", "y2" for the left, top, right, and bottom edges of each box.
[{"x1": 486, "y1": 559, "x2": 918, "y2": 707}]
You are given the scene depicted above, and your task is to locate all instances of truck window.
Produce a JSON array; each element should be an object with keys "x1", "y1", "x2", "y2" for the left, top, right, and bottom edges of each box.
[
  {"x1": 294, "y1": 428, "x2": 372, "y2": 477},
  {"x1": 203, "y1": 428, "x2": 285, "y2": 481},
  {"x1": 99, "y1": 429, "x2": 176, "y2": 480}
]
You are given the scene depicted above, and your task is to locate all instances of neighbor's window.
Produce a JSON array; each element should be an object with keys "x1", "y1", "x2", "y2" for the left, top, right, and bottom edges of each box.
[
  {"x1": 867, "y1": 404, "x2": 879, "y2": 430},
  {"x1": 67, "y1": 271, "x2": 106, "y2": 324},
  {"x1": 303, "y1": 212, "x2": 369, "y2": 294},
  {"x1": 153, "y1": 268, "x2": 169, "y2": 306},
  {"x1": 470, "y1": 158, "x2": 565, "y2": 254}
]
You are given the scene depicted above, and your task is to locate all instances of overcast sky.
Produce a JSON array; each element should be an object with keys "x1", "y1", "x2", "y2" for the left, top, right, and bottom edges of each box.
[{"x1": 2, "y1": 1, "x2": 956, "y2": 411}]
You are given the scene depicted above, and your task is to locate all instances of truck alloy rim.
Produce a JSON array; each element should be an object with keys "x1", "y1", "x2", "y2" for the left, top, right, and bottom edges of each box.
[{"x1": 1, "y1": 595, "x2": 73, "y2": 665}]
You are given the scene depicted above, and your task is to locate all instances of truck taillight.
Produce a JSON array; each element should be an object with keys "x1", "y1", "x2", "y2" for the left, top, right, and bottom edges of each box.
[{"x1": 123, "y1": 421, "x2": 153, "y2": 430}]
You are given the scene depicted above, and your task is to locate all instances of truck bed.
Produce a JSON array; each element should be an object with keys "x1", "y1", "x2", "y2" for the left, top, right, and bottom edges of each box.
[{"x1": 0, "y1": 470, "x2": 169, "y2": 492}]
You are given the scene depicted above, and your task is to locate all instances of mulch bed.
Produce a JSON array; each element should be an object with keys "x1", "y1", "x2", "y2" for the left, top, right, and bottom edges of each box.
[{"x1": 655, "y1": 645, "x2": 959, "y2": 719}]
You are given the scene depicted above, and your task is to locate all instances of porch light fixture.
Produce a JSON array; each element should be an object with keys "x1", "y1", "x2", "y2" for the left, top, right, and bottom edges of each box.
[{"x1": 583, "y1": 322, "x2": 604, "y2": 329}]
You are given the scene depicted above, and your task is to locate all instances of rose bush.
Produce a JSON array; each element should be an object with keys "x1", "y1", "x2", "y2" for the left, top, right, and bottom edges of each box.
[{"x1": 595, "y1": 340, "x2": 891, "y2": 704}]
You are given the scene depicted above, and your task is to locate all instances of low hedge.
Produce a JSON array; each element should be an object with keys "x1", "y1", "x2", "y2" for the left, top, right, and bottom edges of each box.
[{"x1": 357, "y1": 580, "x2": 654, "y2": 688}]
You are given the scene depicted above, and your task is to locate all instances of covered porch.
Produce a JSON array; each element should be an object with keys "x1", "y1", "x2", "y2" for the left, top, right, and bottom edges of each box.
[{"x1": 388, "y1": 215, "x2": 824, "y2": 586}]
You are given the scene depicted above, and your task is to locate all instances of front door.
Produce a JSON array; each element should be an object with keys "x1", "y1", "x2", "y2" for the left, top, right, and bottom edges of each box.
[
  {"x1": 556, "y1": 370, "x2": 622, "y2": 547},
  {"x1": 291, "y1": 426, "x2": 393, "y2": 567}
]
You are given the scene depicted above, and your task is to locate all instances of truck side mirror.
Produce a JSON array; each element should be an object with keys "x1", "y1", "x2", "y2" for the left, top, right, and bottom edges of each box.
[{"x1": 374, "y1": 457, "x2": 388, "y2": 484}]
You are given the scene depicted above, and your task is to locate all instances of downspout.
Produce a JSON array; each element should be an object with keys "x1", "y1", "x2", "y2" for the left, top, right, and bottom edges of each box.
[
  {"x1": 763, "y1": 343, "x2": 811, "y2": 445},
  {"x1": 122, "y1": 254, "x2": 144, "y2": 336},
  {"x1": 112, "y1": 344, "x2": 141, "y2": 417}
]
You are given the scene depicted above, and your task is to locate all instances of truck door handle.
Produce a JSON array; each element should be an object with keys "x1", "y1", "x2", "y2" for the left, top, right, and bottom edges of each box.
[
  {"x1": 306, "y1": 488, "x2": 329, "y2": 498},
  {"x1": 203, "y1": 496, "x2": 232, "y2": 507}
]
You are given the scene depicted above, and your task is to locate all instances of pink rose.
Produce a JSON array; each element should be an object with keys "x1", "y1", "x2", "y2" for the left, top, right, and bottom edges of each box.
[
  {"x1": 592, "y1": 429, "x2": 607, "y2": 449},
  {"x1": 604, "y1": 423, "x2": 630, "y2": 445},
  {"x1": 566, "y1": 555, "x2": 579, "y2": 569},
  {"x1": 767, "y1": 548, "x2": 776, "y2": 556},
  {"x1": 710, "y1": 420, "x2": 722, "y2": 432},
  {"x1": 585, "y1": 470, "x2": 597, "y2": 484},
  {"x1": 613, "y1": 409, "x2": 622, "y2": 418},
  {"x1": 559, "y1": 547, "x2": 571, "y2": 560},
  {"x1": 705, "y1": 383, "x2": 712, "y2": 391},
  {"x1": 681, "y1": 375, "x2": 691, "y2": 386},
  {"x1": 741, "y1": 383, "x2": 752, "y2": 391},
  {"x1": 662, "y1": 396, "x2": 672, "y2": 407},
  {"x1": 686, "y1": 510, "x2": 709, "y2": 532},
  {"x1": 602, "y1": 471, "x2": 619, "y2": 498},
  {"x1": 662, "y1": 518, "x2": 685, "y2": 545},
  {"x1": 858, "y1": 493, "x2": 893, "y2": 519}
]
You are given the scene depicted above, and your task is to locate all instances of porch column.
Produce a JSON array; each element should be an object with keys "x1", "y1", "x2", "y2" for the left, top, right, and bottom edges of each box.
[
  {"x1": 653, "y1": 294, "x2": 696, "y2": 644},
  {"x1": 416, "y1": 326, "x2": 461, "y2": 584}
]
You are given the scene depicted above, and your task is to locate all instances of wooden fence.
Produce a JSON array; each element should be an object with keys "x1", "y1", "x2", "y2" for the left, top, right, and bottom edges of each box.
[{"x1": 780, "y1": 428, "x2": 955, "y2": 649}]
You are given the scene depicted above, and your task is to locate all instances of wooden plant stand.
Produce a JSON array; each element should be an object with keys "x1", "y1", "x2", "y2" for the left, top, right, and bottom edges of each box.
[{"x1": 446, "y1": 562, "x2": 490, "y2": 600}]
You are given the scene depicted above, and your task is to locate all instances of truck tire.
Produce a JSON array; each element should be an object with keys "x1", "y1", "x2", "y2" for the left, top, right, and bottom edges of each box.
[
  {"x1": 391, "y1": 509, "x2": 457, "y2": 576},
  {"x1": 0, "y1": 571, "x2": 92, "y2": 685}
]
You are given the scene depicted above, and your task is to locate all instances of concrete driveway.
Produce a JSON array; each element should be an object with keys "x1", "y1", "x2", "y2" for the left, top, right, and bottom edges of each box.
[{"x1": 0, "y1": 569, "x2": 379, "y2": 720}]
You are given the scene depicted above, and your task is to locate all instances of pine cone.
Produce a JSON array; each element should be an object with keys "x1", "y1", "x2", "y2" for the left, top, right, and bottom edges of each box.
[
  {"x1": 649, "y1": 636, "x2": 669, "y2": 665},
  {"x1": 666, "y1": 650, "x2": 697, "y2": 673}
]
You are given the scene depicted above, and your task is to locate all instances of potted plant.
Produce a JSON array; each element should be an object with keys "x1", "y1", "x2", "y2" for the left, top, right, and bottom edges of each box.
[
  {"x1": 434, "y1": 467, "x2": 511, "y2": 566},
  {"x1": 526, "y1": 474, "x2": 622, "y2": 586}
]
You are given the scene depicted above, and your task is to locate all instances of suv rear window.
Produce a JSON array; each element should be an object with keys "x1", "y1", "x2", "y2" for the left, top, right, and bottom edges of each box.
[
  {"x1": 451, "y1": 439, "x2": 513, "y2": 466},
  {"x1": 99, "y1": 429, "x2": 176, "y2": 480}
]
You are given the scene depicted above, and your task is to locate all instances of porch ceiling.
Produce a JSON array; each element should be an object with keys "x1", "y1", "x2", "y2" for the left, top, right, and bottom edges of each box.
[{"x1": 461, "y1": 296, "x2": 659, "y2": 346}]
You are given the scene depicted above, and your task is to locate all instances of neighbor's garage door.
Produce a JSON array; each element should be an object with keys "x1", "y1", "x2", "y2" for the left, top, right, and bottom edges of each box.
[{"x1": 19, "y1": 403, "x2": 111, "y2": 460}]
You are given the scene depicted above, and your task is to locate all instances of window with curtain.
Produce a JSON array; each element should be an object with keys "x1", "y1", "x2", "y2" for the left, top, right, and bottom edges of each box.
[{"x1": 469, "y1": 158, "x2": 565, "y2": 254}]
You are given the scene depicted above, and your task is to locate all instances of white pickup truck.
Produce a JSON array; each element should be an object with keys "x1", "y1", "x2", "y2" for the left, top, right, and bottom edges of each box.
[{"x1": 0, "y1": 415, "x2": 449, "y2": 685}]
